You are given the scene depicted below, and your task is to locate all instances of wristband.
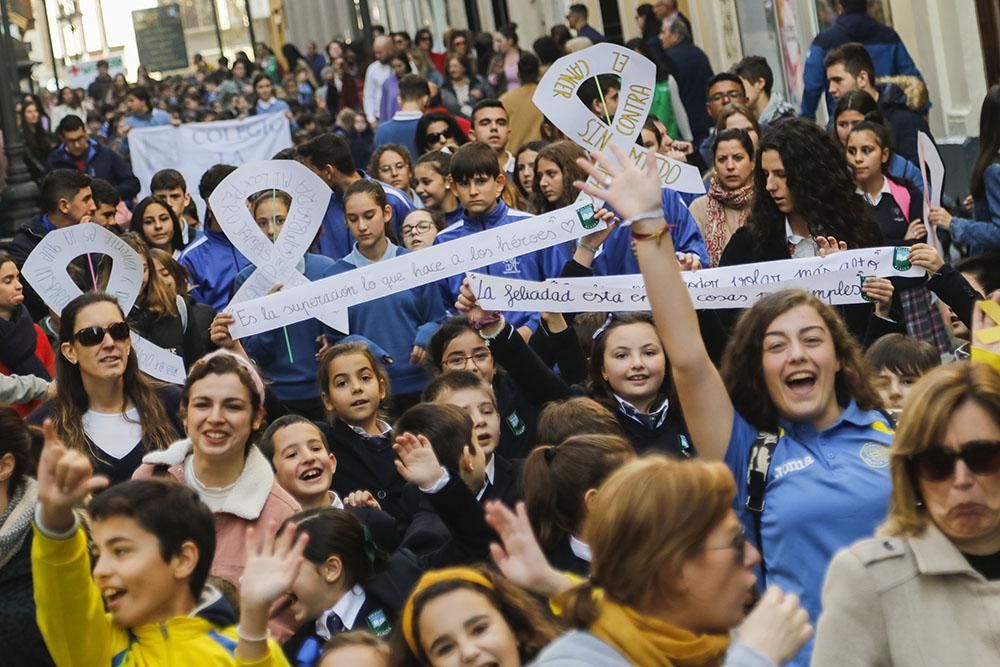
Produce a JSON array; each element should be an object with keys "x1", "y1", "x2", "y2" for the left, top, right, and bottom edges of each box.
[
  {"x1": 236, "y1": 626, "x2": 270, "y2": 642},
  {"x1": 623, "y1": 209, "x2": 664, "y2": 226},
  {"x1": 631, "y1": 226, "x2": 669, "y2": 244},
  {"x1": 576, "y1": 239, "x2": 599, "y2": 254}
]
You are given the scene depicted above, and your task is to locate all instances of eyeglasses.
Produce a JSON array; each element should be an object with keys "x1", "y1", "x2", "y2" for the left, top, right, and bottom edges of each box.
[
  {"x1": 379, "y1": 162, "x2": 407, "y2": 175},
  {"x1": 444, "y1": 350, "x2": 491, "y2": 369},
  {"x1": 401, "y1": 220, "x2": 435, "y2": 237},
  {"x1": 708, "y1": 90, "x2": 746, "y2": 104},
  {"x1": 425, "y1": 131, "x2": 451, "y2": 144},
  {"x1": 70, "y1": 321, "x2": 131, "y2": 347},
  {"x1": 909, "y1": 440, "x2": 1000, "y2": 482},
  {"x1": 705, "y1": 525, "x2": 748, "y2": 563}
]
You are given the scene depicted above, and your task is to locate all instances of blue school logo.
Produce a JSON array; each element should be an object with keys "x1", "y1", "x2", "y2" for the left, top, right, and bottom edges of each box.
[
  {"x1": 506, "y1": 411, "x2": 526, "y2": 436},
  {"x1": 860, "y1": 442, "x2": 890, "y2": 469},
  {"x1": 502, "y1": 257, "x2": 521, "y2": 274}
]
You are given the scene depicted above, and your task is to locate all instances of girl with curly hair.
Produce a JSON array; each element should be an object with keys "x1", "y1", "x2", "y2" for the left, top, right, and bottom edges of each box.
[
  {"x1": 578, "y1": 144, "x2": 899, "y2": 666},
  {"x1": 719, "y1": 117, "x2": 903, "y2": 345}
]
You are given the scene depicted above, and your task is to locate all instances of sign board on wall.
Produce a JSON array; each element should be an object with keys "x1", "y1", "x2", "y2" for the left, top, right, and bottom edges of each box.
[{"x1": 132, "y1": 4, "x2": 189, "y2": 73}]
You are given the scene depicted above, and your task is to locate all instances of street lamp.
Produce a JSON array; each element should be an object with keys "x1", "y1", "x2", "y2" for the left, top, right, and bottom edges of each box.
[{"x1": 0, "y1": 0, "x2": 40, "y2": 238}]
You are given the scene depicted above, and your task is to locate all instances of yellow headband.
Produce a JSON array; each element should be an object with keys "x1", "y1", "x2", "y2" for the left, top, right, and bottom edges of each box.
[{"x1": 401, "y1": 567, "x2": 496, "y2": 657}]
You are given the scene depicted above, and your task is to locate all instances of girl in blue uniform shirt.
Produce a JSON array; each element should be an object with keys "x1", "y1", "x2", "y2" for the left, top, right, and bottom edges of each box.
[
  {"x1": 578, "y1": 143, "x2": 895, "y2": 667},
  {"x1": 413, "y1": 151, "x2": 465, "y2": 227},
  {"x1": 329, "y1": 180, "x2": 445, "y2": 407},
  {"x1": 231, "y1": 189, "x2": 338, "y2": 421}
]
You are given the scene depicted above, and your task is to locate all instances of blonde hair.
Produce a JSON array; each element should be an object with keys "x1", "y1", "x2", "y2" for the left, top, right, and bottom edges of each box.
[
  {"x1": 880, "y1": 362, "x2": 1000, "y2": 537},
  {"x1": 560, "y1": 455, "x2": 736, "y2": 623}
]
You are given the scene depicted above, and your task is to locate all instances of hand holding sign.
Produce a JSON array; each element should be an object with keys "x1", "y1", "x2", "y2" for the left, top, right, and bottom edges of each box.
[
  {"x1": 21, "y1": 223, "x2": 186, "y2": 384},
  {"x1": 208, "y1": 160, "x2": 349, "y2": 333},
  {"x1": 533, "y1": 43, "x2": 705, "y2": 195}
]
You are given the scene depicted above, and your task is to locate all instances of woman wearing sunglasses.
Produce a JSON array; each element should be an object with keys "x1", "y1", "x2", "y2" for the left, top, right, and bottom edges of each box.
[
  {"x1": 813, "y1": 362, "x2": 1000, "y2": 665},
  {"x1": 415, "y1": 111, "x2": 468, "y2": 157},
  {"x1": 28, "y1": 292, "x2": 181, "y2": 484}
]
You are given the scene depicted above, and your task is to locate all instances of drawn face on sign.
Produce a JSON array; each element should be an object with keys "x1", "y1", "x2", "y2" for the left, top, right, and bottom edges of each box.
[{"x1": 533, "y1": 43, "x2": 705, "y2": 196}]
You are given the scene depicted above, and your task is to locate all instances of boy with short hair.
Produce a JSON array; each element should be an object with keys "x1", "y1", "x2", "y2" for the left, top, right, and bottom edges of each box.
[
  {"x1": 433, "y1": 142, "x2": 555, "y2": 335},
  {"x1": 864, "y1": 333, "x2": 940, "y2": 413},
  {"x1": 89, "y1": 177, "x2": 122, "y2": 229},
  {"x1": 151, "y1": 168, "x2": 198, "y2": 245},
  {"x1": 422, "y1": 370, "x2": 522, "y2": 506},
  {"x1": 31, "y1": 421, "x2": 291, "y2": 666}
]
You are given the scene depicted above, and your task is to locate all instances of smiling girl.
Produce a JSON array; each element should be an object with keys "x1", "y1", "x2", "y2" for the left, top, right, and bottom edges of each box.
[
  {"x1": 413, "y1": 151, "x2": 464, "y2": 226},
  {"x1": 329, "y1": 181, "x2": 444, "y2": 405}
]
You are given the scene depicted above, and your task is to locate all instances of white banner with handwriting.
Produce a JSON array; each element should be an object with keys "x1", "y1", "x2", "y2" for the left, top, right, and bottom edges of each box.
[
  {"x1": 226, "y1": 202, "x2": 605, "y2": 338},
  {"x1": 469, "y1": 247, "x2": 923, "y2": 312}
]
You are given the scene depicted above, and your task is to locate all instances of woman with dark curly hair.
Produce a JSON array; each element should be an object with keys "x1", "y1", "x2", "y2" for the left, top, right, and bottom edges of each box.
[
  {"x1": 576, "y1": 144, "x2": 899, "y2": 666},
  {"x1": 719, "y1": 117, "x2": 904, "y2": 345}
]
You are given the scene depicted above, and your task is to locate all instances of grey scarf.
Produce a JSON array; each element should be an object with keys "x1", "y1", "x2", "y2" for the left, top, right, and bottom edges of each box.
[{"x1": 0, "y1": 477, "x2": 37, "y2": 569}]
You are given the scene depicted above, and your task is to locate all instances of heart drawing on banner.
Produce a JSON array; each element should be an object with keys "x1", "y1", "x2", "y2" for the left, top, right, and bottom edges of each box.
[
  {"x1": 209, "y1": 160, "x2": 350, "y2": 333},
  {"x1": 22, "y1": 223, "x2": 187, "y2": 384},
  {"x1": 533, "y1": 43, "x2": 705, "y2": 195}
]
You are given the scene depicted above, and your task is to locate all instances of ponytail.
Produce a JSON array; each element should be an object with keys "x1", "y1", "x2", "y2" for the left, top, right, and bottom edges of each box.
[{"x1": 521, "y1": 434, "x2": 634, "y2": 550}]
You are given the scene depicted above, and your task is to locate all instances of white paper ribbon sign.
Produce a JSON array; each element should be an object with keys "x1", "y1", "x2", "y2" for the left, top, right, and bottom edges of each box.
[
  {"x1": 533, "y1": 43, "x2": 705, "y2": 195},
  {"x1": 469, "y1": 247, "x2": 924, "y2": 312},
  {"x1": 208, "y1": 160, "x2": 349, "y2": 333},
  {"x1": 22, "y1": 223, "x2": 187, "y2": 384},
  {"x1": 916, "y1": 131, "x2": 945, "y2": 253},
  {"x1": 226, "y1": 202, "x2": 605, "y2": 339}
]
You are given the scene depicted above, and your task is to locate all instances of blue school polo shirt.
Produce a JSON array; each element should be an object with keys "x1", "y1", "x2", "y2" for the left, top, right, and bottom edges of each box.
[{"x1": 725, "y1": 400, "x2": 893, "y2": 667}]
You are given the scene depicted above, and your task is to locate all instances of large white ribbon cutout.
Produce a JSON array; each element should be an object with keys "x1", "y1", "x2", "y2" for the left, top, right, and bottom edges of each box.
[
  {"x1": 532, "y1": 43, "x2": 705, "y2": 196},
  {"x1": 209, "y1": 160, "x2": 350, "y2": 333},
  {"x1": 21, "y1": 223, "x2": 187, "y2": 384}
]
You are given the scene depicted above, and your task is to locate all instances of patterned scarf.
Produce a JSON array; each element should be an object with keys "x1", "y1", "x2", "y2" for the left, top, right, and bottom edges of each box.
[
  {"x1": 703, "y1": 178, "x2": 754, "y2": 266},
  {"x1": 0, "y1": 478, "x2": 37, "y2": 569}
]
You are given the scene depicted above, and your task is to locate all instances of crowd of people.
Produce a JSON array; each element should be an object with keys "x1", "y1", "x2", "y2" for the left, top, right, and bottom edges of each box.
[{"x1": 1, "y1": 0, "x2": 999, "y2": 665}]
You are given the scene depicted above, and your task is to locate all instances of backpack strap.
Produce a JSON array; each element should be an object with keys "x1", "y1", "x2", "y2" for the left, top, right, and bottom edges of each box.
[{"x1": 746, "y1": 431, "x2": 778, "y2": 580}]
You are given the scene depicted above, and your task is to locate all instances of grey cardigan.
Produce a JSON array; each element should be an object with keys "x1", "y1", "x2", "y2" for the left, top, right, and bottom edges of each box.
[
  {"x1": 0, "y1": 373, "x2": 49, "y2": 405},
  {"x1": 530, "y1": 630, "x2": 777, "y2": 666}
]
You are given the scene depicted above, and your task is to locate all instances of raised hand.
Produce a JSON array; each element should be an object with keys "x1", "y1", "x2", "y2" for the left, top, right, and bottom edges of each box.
[
  {"x1": 392, "y1": 432, "x2": 445, "y2": 488},
  {"x1": 239, "y1": 520, "x2": 308, "y2": 610},
  {"x1": 210, "y1": 312, "x2": 238, "y2": 349},
  {"x1": 927, "y1": 207, "x2": 952, "y2": 231},
  {"x1": 574, "y1": 144, "x2": 662, "y2": 223},
  {"x1": 484, "y1": 500, "x2": 572, "y2": 598},
  {"x1": 737, "y1": 587, "x2": 813, "y2": 664},
  {"x1": 37, "y1": 419, "x2": 108, "y2": 534},
  {"x1": 344, "y1": 490, "x2": 381, "y2": 509}
]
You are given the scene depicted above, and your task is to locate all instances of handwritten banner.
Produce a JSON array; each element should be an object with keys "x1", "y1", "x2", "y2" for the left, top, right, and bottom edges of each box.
[
  {"x1": 226, "y1": 202, "x2": 605, "y2": 339},
  {"x1": 208, "y1": 160, "x2": 349, "y2": 332},
  {"x1": 533, "y1": 43, "x2": 705, "y2": 195},
  {"x1": 469, "y1": 247, "x2": 924, "y2": 312},
  {"x1": 22, "y1": 223, "x2": 187, "y2": 384}
]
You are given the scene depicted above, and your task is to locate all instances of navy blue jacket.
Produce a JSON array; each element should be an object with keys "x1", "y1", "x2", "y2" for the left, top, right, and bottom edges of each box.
[
  {"x1": 876, "y1": 82, "x2": 932, "y2": 167},
  {"x1": 663, "y1": 42, "x2": 714, "y2": 146},
  {"x1": 179, "y1": 228, "x2": 253, "y2": 311},
  {"x1": 316, "y1": 171, "x2": 414, "y2": 260},
  {"x1": 801, "y1": 11, "x2": 923, "y2": 119},
  {"x1": 45, "y1": 139, "x2": 141, "y2": 201}
]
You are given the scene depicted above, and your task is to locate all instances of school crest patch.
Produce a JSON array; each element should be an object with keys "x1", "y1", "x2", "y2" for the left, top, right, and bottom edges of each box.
[{"x1": 859, "y1": 442, "x2": 890, "y2": 469}]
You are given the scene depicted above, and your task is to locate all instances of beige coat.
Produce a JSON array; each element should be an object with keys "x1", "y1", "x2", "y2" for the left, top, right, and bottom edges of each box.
[{"x1": 812, "y1": 522, "x2": 1000, "y2": 666}]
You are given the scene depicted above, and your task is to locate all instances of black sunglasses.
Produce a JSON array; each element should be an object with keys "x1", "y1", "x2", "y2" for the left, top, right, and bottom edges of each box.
[
  {"x1": 70, "y1": 321, "x2": 131, "y2": 347},
  {"x1": 425, "y1": 130, "x2": 451, "y2": 144},
  {"x1": 910, "y1": 440, "x2": 1000, "y2": 482}
]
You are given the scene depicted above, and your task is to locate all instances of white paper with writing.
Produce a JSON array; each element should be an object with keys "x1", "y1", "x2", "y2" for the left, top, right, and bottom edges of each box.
[
  {"x1": 533, "y1": 43, "x2": 705, "y2": 195},
  {"x1": 469, "y1": 247, "x2": 924, "y2": 312},
  {"x1": 21, "y1": 223, "x2": 187, "y2": 384},
  {"x1": 226, "y1": 202, "x2": 605, "y2": 338},
  {"x1": 208, "y1": 160, "x2": 349, "y2": 332}
]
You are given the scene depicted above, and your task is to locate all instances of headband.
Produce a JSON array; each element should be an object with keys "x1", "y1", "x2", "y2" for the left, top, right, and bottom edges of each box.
[
  {"x1": 199, "y1": 349, "x2": 266, "y2": 403},
  {"x1": 401, "y1": 567, "x2": 496, "y2": 656}
]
